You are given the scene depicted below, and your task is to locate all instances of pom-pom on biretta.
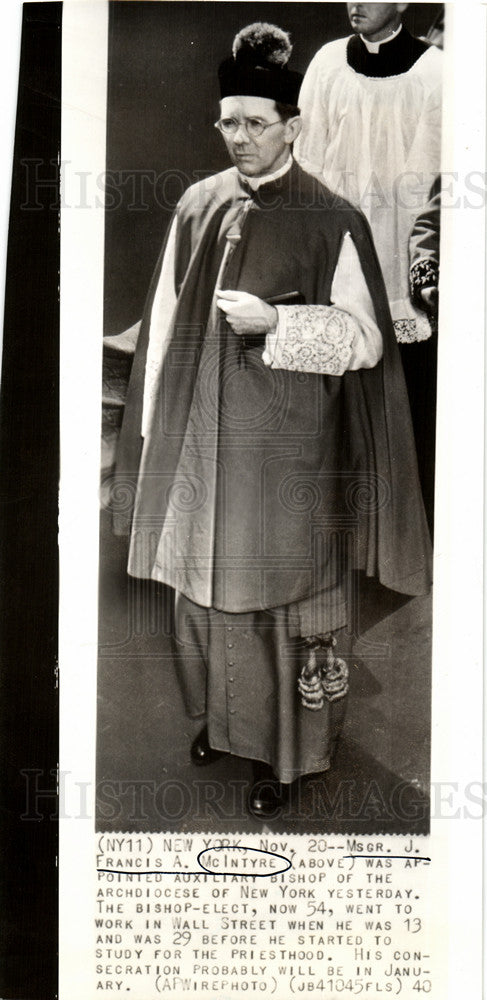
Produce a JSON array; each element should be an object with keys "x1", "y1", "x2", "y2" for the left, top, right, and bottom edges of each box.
[
  {"x1": 232, "y1": 22, "x2": 292, "y2": 68},
  {"x1": 218, "y1": 21, "x2": 302, "y2": 105}
]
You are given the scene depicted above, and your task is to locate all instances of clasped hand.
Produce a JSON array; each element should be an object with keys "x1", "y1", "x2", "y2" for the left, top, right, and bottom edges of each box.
[{"x1": 216, "y1": 289, "x2": 278, "y2": 338}]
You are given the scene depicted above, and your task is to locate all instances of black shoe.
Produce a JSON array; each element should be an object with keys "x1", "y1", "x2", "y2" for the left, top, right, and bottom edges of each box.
[
  {"x1": 190, "y1": 726, "x2": 225, "y2": 766},
  {"x1": 248, "y1": 761, "x2": 289, "y2": 819}
]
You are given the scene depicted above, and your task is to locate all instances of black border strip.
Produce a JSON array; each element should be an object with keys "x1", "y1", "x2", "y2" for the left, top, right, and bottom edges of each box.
[{"x1": 0, "y1": 3, "x2": 61, "y2": 997}]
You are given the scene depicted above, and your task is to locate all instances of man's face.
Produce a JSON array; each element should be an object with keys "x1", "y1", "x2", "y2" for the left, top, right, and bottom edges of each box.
[
  {"x1": 347, "y1": 4, "x2": 408, "y2": 42},
  {"x1": 218, "y1": 96, "x2": 300, "y2": 177}
]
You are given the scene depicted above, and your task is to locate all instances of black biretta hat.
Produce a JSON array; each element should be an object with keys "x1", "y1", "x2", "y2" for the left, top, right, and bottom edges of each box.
[{"x1": 218, "y1": 23, "x2": 303, "y2": 106}]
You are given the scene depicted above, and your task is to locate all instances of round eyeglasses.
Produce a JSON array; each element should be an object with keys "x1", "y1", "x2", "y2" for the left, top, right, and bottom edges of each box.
[{"x1": 214, "y1": 117, "x2": 284, "y2": 139}]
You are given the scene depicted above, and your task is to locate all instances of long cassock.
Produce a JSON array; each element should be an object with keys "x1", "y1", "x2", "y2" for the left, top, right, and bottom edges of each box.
[{"x1": 112, "y1": 158, "x2": 431, "y2": 783}]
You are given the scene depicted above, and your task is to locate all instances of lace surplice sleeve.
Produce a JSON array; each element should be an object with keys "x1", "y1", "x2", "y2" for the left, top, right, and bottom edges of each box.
[{"x1": 262, "y1": 231, "x2": 383, "y2": 376}]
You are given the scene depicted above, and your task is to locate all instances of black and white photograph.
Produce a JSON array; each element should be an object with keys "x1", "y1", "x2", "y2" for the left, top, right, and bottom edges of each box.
[
  {"x1": 0, "y1": 2, "x2": 484, "y2": 998},
  {"x1": 98, "y1": 2, "x2": 442, "y2": 836}
]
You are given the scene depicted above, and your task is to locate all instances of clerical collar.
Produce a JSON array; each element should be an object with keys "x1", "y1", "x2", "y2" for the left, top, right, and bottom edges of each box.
[
  {"x1": 347, "y1": 26, "x2": 428, "y2": 78},
  {"x1": 238, "y1": 156, "x2": 293, "y2": 191},
  {"x1": 360, "y1": 23, "x2": 402, "y2": 55}
]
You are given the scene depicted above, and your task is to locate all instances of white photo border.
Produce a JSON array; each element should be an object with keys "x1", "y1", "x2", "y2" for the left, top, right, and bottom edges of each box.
[{"x1": 55, "y1": 2, "x2": 484, "y2": 998}]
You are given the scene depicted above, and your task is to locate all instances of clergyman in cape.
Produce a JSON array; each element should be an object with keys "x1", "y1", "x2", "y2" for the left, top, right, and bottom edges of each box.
[{"x1": 110, "y1": 22, "x2": 431, "y2": 818}]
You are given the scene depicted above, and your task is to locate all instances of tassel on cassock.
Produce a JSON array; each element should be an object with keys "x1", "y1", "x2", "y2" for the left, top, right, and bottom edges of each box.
[{"x1": 298, "y1": 633, "x2": 349, "y2": 711}]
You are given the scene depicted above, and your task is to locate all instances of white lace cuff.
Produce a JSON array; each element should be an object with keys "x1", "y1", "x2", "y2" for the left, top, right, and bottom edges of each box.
[
  {"x1": 262, "y1": 304, "x2": 359, "y2": 375},
  {"x1": 394, "y1": 315, "x2": 432, "y2": 343}
]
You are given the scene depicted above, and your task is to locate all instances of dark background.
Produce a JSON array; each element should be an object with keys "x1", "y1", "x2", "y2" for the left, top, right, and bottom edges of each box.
[{"x1": 104, "y1": 1, "x2": 442, "y2": 334}]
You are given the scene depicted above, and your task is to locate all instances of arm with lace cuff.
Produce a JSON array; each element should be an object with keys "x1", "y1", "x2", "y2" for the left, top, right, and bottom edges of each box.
[
  {"x1": 262, "y1": 231, "x2": 383, "y2": 375},
  {"x1": 409, "y1": 177, "x2": 440, "y2": 311}
]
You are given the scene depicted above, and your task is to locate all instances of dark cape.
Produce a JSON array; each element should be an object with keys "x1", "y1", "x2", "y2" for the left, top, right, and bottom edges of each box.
[{"x1": 111, "y1": 161, "x2": 431, "y2": 610}]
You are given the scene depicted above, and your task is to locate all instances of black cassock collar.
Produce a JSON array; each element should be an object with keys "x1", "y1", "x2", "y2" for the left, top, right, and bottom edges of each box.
[{"x1": 347, "y1": 26, "x2": 430, "y2": 78}]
